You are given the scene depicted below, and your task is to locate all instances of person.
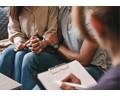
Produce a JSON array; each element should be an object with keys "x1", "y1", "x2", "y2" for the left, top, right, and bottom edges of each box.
[
  {"x1": 60, "y1": 6, "x2": 120, "y2": 90},
  {"x1": 0, "y1": 6, "x2": 59, "y2": 87},
  {"x1": 22, "y1": 6, "x2": 111, "y2": 90}
]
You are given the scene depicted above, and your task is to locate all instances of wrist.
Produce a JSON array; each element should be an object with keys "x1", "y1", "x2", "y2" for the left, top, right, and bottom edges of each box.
[
  {"x1": 52, "y1": 43, "x2": 60, "y2": 51},
  {"x1": 15, "y1": 41, "x2": 24, "y2": 45},
  {"x1": 42, "y1": 39, "x2": 50, "y2": 47}
]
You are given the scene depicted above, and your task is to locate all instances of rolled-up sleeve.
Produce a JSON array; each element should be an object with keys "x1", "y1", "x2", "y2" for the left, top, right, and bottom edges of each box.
[
  {"x1": 45, "y1": 6, "x2": 59, "y2": 34},
  {"x1": 8, "y1": 17, "x2": 26, "y2": 44}
]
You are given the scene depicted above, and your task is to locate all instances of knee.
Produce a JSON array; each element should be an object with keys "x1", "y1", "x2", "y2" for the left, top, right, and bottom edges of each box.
[
  {"x1": 15, "y1": 50, "x2": 29, "y2": 59},
  {"x1": 22, "y1": 52, "x2": 36, "y2": 70},
  {"x1": 2, "y1": 45, "x2": 15, "y2": 56},
  {"x1": 23, "y1": 52, "x2": 36, "y2": 62},
  {"x1": 1, "y1": 45, "x2": 15, "y2": 61}
]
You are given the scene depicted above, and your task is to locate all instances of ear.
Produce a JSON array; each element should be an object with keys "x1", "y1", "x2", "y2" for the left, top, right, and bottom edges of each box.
[{"x1": 91, "y1": 16, "x2": 105, "y2": 36}]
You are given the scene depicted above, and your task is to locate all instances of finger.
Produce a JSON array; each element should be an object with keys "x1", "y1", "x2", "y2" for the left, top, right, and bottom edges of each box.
[
  {"x1": 32, "y1": 48, "x2": 42, "y2": 54},
  {"x1": 15, "y1": 43, "x2": 19, "y2": 48},
  {"x1": 40, "y1": 41, "x2": 48, "y2": 48},
  {"x1": 28, "y1": 47, "x2": 33, "y2": 50},
  {"x1": 26, "y1": 43, "x2": 32, "y2": 47},
  {"x1": 32, "y1": 44, "x2": 41, "y2": 52},
  {"x1": 32, "y1": 42, "x2": 40, "y2": 48},
  {"x1": 62, "y1": 73, "x2": 81, "y2": 84},
  {"x1": 14, "y1": 48, "x2": 17, "y2": 52},
  {"x1": 62, "y1": 74, "x2": 72, "y2": 82},
  {"x1": 32, "y1": 50, "x2": 38, "y2": 54},
  {"x1": 60, "y1": 84, "x2": 75, "y2": 90},
  {"x1": 24, "y1": 40, "x2": 30, "y2": 46},
  {"x1": 16, "y1": 42, "x2": 24, "y2": 49},
  {"x1": 14, "y1": 44, "x2": 19, "y2": 50},
  {"x1": 18, "y1": 44, "x2": 23, "y2": 49},
  {"x1": 32, "y1": 41, "x2": 45, "y2": 51},
  {"x1": 14, "y1": 46, "x2": 19, "y2": 52},
  {"x1": 70, "y1": 74, "x2": 81, "y2": 84},
  {"x1": 36, "y1": 48, "x2": 42, "y2": 54},
  {"x1": 31, "y1": 35, "x2": 38, "y2": 40},
  {"x1": 26, "y1": 42, "x2": 32, "y2": 47},
  {"x1": 31, "y1": 38, "x2": 39, "y2": 44}
]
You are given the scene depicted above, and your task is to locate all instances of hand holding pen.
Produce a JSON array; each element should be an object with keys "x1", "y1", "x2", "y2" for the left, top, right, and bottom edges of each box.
[
  {"x1": 59, "y1": 73, "x2": 81, "y2": 90},
  {"x1": 55, "y1": 81, "x2": 87, "y2": 90}
]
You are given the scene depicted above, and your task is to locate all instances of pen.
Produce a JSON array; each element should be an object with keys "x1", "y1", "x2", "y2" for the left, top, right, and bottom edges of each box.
[{"x1": 55, "y1": 81, "x2": 87, "y2": 90}]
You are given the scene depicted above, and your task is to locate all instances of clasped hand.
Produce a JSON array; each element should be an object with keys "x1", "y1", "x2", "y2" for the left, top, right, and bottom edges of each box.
[
  {"x1": 14, "y1": 35, "x2": 49, "y2": 54},
  {"x1": 43, "y1": 32, "x2": 59, "y2": 46}
]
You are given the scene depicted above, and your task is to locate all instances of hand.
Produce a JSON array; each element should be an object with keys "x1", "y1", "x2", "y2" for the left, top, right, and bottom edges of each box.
[
  {"x1": 60, "y1": 73, "x2": 81, "y2": 90},
  {"x1": 24, "y1": 35, "x2": 38, "y2": 48},
  {"x1": 31, "y1": 37, "x2": 49, "y2": 54},
  {"x1": 43, "y1": 32, "x2": 59, "y2": 46},
  {"x1": 14, "y1": 41, "x2": 25, "y2": 52}
]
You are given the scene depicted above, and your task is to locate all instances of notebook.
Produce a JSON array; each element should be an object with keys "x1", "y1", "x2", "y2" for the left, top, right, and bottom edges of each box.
[{"x1": 37, "y1": 60, "x2": 97, "y2": 90}]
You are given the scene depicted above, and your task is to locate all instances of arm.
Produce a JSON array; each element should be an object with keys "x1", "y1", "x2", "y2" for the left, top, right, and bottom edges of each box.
[
  {"x1": 44, "y1": 32, "x2": 98, "y2": 66},
  {"x1": 44, "y1": 6, "x2": 59, "y2": 34},
  {"x1": 8, "y1": 17, "x2": 26, "y2": 44},
  {"x1": 8, "y1": 17, "x2": 26, "y2": 51},
  {"x1": 61, "y1": 67, "x2": 120, "y2": 90},
  {"x1": 29, "y1": 7, "x2": 59, "y2": 54},
  {"x1": 58, "y1": 39, "x2": 98, "y2": 66}
]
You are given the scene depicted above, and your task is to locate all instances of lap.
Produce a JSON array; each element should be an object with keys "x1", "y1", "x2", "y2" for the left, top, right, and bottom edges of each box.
[
  {"x1": 23, "y1": 52, "x2": 65, "y2": 73},
  {"x1": 85, "y1": 65, "x2": 104, "y2": 81},
  {"x1": 15, "y1": 49, "x2": 30, "y2": 59},
  {"x1": 2, "y1": 45, "x2": 14, "y2": 54}
]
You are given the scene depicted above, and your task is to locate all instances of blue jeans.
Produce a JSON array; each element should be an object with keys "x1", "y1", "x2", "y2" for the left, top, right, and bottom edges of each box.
[
  {"x1": 0, "y1": 45, "x2": 103, "y2": 90},
  {"x1": 85, "y1": 65, "x2": 103, "y2": 81},
  {"x1": 21, "y1": 52, "x2": 65, "y2": 90},
  {"x1": 0, "y1": 45, "x2": 30, "y2": 82},
  {"x1": 0, "y1": 45, "x2": 15, "y2": 78},
  {"x1": 13, "y1": 49, "x2": 30, "y2": 82}
]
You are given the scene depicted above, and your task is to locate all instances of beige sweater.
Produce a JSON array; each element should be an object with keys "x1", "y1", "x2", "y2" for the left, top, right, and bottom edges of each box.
[{"x1": 8, "y1": 6, "x2": 59, "y2": 44}]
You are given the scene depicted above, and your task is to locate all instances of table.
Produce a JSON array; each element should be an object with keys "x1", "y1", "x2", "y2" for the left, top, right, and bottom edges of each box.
[{"x1": 0, "y1": 73, "x2": 22, "y2": 90}]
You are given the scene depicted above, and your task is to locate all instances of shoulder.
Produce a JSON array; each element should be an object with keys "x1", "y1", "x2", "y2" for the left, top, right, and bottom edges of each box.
[
  {"x1": 103, "y1": 64, "x2": 120, "y2": 78},
  {"x1": 99, "y1": 64, "x2": 120, "y2": 83},
  {"x1": 89, "y1": 65, "x2": 120, "y2": 90}
]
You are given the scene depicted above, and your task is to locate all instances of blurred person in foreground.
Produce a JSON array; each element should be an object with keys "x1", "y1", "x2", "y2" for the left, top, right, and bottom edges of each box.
[{"x1": 60, "y1": 6, "x2": 120, "y2": 90}]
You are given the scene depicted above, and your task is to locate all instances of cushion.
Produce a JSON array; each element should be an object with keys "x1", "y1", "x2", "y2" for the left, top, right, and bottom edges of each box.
[{"x1": 0, "y1": 7, "x2": 9, "y2": 40}]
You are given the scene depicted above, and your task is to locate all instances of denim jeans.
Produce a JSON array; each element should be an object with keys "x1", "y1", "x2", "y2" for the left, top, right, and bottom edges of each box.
[
  {"x1": 0, "y1": 45, "x2": 15, "y2": 78},
  {"x1": 0, "y1": 45, "x2": 103, "y2": 90},
  {"x1": 21, "y1": 52, "x2": 65, "y2": 90},
  {"x1": 13, "y1": 48, "x2": 30, "y2": 82},
  {"x1": 85, "y1": 65, "x2": 103, "y2": 81},
  {"x1": 0, "y1": 45, "x2": 30, "y2": 82}
]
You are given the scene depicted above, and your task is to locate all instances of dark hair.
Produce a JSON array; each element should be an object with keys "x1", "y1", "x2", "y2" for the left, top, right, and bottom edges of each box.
[
  {"x1": 72, "y1": 6, "x2": 119, "y2": 42},
  {"x1": 8, "y1": 6, "x2": 23, "y2": 19}
]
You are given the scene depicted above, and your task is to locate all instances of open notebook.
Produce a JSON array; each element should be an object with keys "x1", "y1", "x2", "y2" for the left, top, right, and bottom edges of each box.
[{"x1": 37, "y1": 60, "x2": 97, "y2": 90}]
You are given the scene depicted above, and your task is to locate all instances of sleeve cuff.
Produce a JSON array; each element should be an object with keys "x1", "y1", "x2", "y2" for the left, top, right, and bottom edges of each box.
[{"x1": 13, "y1": 37, "x2": 25, "y2": 44}]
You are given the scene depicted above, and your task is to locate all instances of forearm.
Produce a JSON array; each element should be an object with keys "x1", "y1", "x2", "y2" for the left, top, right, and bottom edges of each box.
[
  {"x1": 8, "y1": 17, "x2": 25, "y2": 43},
  {"x1": 57, "y1": 45, "x2": 90, "y2": 66}
]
